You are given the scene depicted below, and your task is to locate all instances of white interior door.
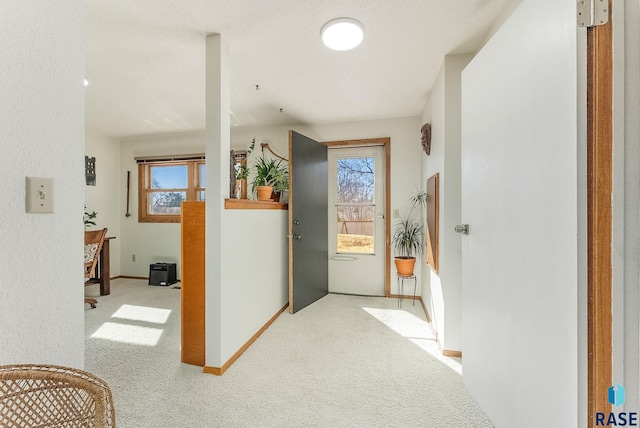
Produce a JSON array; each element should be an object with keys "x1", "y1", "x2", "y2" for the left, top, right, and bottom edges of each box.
[
  {"x1": 460, "y1": 0, "x2": 579, "y2": 426},
  {"x1": 328, "y1": 146, "x2": 385, "y2": 296}
]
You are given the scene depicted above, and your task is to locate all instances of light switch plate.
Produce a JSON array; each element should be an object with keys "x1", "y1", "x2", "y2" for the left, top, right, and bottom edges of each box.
[{"x1": 26, "y1": 176, "x2": 54, "y2": 213}]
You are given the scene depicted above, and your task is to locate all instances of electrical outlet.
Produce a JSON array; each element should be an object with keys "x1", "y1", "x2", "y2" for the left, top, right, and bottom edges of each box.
[
  {"x1": 132, "y1": 254, "x2": 136, "y2": 262},
  {"x1": 393, "y1": 209, "x2": 400, "y2": 218}
]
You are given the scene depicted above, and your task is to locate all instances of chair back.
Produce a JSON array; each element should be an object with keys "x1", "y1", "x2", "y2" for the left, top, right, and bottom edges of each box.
[
  {"x1": 0, "y1": 364, "x2": 115, "y2": 427},
  {"x1": 85, "y1": 228, "x2": 108, "y2": 279}
]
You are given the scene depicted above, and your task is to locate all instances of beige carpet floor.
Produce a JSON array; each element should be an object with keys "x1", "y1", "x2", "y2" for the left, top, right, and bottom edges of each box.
[{"x1": 85, "y1": 278, "x2": 493, "y2": 427}]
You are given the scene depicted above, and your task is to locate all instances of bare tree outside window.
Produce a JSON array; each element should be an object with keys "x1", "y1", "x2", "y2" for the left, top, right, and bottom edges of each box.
[{"x1": 336, "y1": 157, "x2": 375, "y2": 253}]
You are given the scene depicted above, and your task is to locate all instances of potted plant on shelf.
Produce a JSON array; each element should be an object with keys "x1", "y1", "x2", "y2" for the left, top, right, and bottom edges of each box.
[
  {"x1": 392, "y1": 190, "x2": 427, "y2": 276},
  {"x1": 271, "y1": 161, "x2": 289, "y2": 202},
  {"x1": 251, "y1": 156, "x2": 287, "y2": 201}
]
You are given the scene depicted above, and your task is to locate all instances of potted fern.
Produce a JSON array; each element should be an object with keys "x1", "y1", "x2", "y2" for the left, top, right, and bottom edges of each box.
[
  {"x1": 251, "y1": 156, "x2": 287, "y2": 201},
  {"x1": 392, "y1": 190, "x2": 426, "y2": 276}
]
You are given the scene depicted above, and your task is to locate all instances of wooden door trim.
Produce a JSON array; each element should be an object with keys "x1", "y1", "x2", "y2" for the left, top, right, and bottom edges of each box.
[
  {"x1": 288, "y1": 130, "x2": 294, "y2": 313},
  {"x1": 587, "y1": 0, "x2": 613, "y2": 422},
  {"x1": 324, "y1": 138, "x2": 391, "y2": 297}
]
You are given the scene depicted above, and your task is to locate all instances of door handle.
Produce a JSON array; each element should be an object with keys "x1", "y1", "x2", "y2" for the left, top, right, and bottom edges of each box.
[
  {"x1": 455, "y1": 224, "x2": 469, "y2": 235},
  {"x1": 287, "y1": 234, "x2": 302, "y2": 240}
]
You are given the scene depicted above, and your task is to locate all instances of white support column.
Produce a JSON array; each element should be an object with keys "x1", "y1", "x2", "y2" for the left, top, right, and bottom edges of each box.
[{"x1": 205, "y1": 34, "x2": 230, "y2": 368}]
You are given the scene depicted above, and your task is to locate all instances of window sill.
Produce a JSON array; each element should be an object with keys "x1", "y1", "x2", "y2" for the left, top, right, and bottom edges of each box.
[
  {"x1": 138, "y1": 214, "x2": 181, "y2": 223},
  {"x1": 224, "y1": 199, "x2": 288, "y2": 210}
]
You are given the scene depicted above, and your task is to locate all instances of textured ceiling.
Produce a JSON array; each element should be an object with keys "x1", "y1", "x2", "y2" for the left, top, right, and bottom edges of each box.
[{"x1": 85, "y1": 0, "x2": 509, "y2": 138}]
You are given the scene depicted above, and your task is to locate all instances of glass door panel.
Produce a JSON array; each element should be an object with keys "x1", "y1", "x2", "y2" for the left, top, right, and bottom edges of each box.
[{"x1": 335, "y1": 157, "x2": 375, "y2": 254}]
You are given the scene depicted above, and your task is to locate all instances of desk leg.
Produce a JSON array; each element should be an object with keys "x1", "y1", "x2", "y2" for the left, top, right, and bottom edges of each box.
[{"x1": 99, "y1": 239, "x2": 111, "y2": 296}]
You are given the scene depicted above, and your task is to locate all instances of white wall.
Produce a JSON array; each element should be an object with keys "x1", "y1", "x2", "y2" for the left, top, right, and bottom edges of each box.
[
  {"x1": 460, "y1": 0, "x2": 579, "y2": 426},
  {"x1": 0, "y1": 0, "x2": 84, "y2": 367},
  {"x1": 85, "y1": 132, "x2": 122, "y2": 276},
  {"x1": 419, "y1": 54, "x2": 472, "y2": 353},
  {"x1": 219, "y1": 210, "x2": 288, "y2": 362},
  {"x1": 119, "y1": 132, "x2": 205, "y2": 278}
]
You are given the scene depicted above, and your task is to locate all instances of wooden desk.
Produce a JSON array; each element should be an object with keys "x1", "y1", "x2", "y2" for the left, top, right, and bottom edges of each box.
[{"x1": 88, "y1": 236, "x2": 115, "y2": 296}]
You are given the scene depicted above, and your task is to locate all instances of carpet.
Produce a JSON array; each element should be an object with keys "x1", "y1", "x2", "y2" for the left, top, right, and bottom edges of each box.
[{"x1": 85, "y1": 278, "x2": 493, "y2": 427}]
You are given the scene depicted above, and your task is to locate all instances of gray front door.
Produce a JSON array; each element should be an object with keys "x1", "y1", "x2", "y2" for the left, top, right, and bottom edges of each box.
[{"x1": 288, "y1": 130, "x2": 328, "y2": 313}]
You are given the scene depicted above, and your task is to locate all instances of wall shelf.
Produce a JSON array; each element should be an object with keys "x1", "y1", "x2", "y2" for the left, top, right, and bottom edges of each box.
[{"x1": 224, "y1": 199, "x2": 288, "y2": 210}]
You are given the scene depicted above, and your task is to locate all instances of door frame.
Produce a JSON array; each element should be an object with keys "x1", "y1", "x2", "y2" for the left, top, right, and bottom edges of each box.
[
  {"x1": 587, "y1": 0, "x2": 613, "y2": 421},
  {"x1": 323, "y1": 138, "x2": 391, "y2": 296}
]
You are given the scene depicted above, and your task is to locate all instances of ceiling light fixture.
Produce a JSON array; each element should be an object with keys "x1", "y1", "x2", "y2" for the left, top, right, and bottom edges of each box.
[{"x1": 320, "y1": 18, "x2": 364, "y2": 51}]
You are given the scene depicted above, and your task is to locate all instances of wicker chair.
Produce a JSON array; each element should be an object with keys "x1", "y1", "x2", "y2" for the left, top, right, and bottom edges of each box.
[
  {"x1": 85, "y1": 228, "x2": 108, "y2": 308},
  {"x1": 0, "y1": 364, "x2": 115, "y2": 427}
]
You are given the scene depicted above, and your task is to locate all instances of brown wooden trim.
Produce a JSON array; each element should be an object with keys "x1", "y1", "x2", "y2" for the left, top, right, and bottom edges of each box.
[
  {"x1": 418, "y1": 296, "x2": 432, "y2": 324},
  {"x1": 202, "y1": 366, "x2": 221, "y2": 375},
  {"x1": 323, "y1": 138, "x2": 390, "y2": 148},
  {"x1": 181, "y1": 201, "x2": 206, "y2": 367},
  {"x1": 388, "y1": 294, "x2": 421, "y2": 301},
  {"x1": 323, "y1": 137, "x2": 392, "y2": 296},
  {"x1": 587, "y1": 1, "x2": 613, "y2": 423},
  {"x1": 135, "y1": 153, "x2": 205, "y2": 163},
  {"x1": 138, "y1": 163, "x2": 145, "y2": 223},
  {"x1": 224, "y1": 198, "x2": 288, "y2": 210},
  {"x1": 203, "y1": 303, "x2": 289, "y2": 376},
  {"x1": 385, "y1": 140, "x2": 391, "y2": 298},
  {"x1": 443, "y1": 350, "x2": 462, "y2": 358},
  {"x1": 288, "y1": 130, "x2": 294, "y2": 314},
  {"x1": 139, "y1": 214, "x2": 181, "y2": 223},
  {"x1": 426, "y1": 173, "x2": 440, "y2": 273}
]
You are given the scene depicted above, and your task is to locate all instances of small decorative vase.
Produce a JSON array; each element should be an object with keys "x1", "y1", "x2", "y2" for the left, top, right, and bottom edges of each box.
[{"x1": 239, "y1": 179, "x2": 248, "y2": 199}]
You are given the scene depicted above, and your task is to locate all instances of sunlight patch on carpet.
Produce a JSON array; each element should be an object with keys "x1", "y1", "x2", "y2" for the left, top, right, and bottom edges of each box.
[
  {"x1": 362, "y1": 306, "x2": 462, "y2": 374},
  {"x1": 111, "y1": 304, "x2": 171, "y2": 324},
  {"x1": 91, "y1": 322, "x2": 164, "y2": 346},
  {"x1": 362, "y1": 307, "x2": 433, "y2": 339}
]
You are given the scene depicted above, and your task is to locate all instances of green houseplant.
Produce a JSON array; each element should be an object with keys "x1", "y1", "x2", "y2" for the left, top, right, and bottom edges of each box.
[
  {"x1": 251, "y1": 156, "x2": 287, "y2": 201},
  {"x1": 271, "y1": 162, "x2": 289, "y2": 202},
  {"x1": 84, "y1": 205, "x2": 98, "y2": 228},
  {"x1": 392, "y1": 190, "x2": 426, "y2": 275}
]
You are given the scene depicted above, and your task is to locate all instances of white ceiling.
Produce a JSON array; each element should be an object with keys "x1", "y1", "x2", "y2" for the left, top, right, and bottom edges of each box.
[{"x1": 85, "y1": 0, "x2": 510, "y2": 139}]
